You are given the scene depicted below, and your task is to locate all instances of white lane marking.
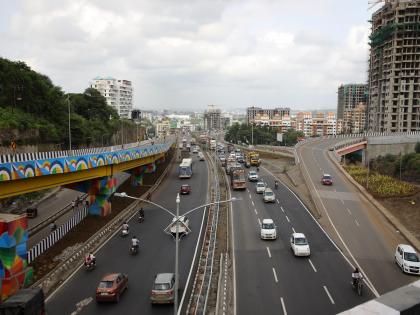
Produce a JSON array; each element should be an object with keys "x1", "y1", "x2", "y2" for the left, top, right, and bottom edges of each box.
[
  {"x1": 308, "y1": 259, "x2": 317, "y2": 272},
  {"x1": 254, "y1": 209, "x2": 258, "y2": 215},
  {"x1": 281, "y1": 206, "x2": 285, "y2": 213},
  {"x1": 249, "y1": 194, "x2": 252, "y2": 199},
  {"x1": 251, "y1": 200, "x2": 255, "y2": 206},
  {"x1": 323, "y1": 286, "x2": 335, "y2": 304},
  {"x1": 258, "y1": 218, "x2": 261, "y2": 226},
  {"x1": 286, "y1": 216, "x2": 290, "y2": 223},
  {"x1": 341, "y1": 199, "x2": 345, "y2": 205},
  {"x1": 276, "y1": 199, "x2": 280, "y2": 204},
  {"x1": 291, "y1": 227, "x2": 296, "y2": 233},
  {"x1": 71, "y1": 297, "x2": 93, "y2": 315},
  {"x1": 346, "y1": 208, "x2": 352, "y2": 215},
  {"x1": 247, "y1": 188, "x2": 249, "y2": 193},
  {"x1": 272, "y1": 267, "x2": 278, "y2": 283},
  {"x1": 266, "y1": 247, "x2": 272, "y2": 258},
  {"x1": 280, "y1": 297, "x2": 288, "y2": 315},
  {"x1": 355, "y1": 219, "x2": 360, "y2": 227}
]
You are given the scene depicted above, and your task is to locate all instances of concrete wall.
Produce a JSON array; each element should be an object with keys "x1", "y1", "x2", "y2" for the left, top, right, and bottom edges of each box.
[{"x1": 366, "y1": 134, "x2": 419, "y2": 160}]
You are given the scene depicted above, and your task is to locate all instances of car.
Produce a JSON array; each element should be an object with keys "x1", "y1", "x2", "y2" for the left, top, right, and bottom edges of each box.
[
  {"x1": 321, "y1": 173, "x2": 333, "y2": 185},
  {"x1": 150, "y1": 273, "x2": 175, "y2": 304},
  {"x1": 260, "y1": 219, "x2": 277, "y2": 240},
  {"x1": 248, "y1": 171, "x2": 259, "y2": 182},
  {"x1": 198, "y1": 152, "x2": 205, "y2": 161},
  {"x1": 256, "y1": 182, "x2": 266, "y2": 194},
  {"x1": 263, "y1": 188, "x2": 275, "y2": 203},
  {"x1": 180, "y1": 184, "x2": 191, "y2": 195},
  {"x1": 169, "y1": 216, "x2": 190, "y2": 235},
  {"x1": 192, "y1": 147, "x2": 198, "y2": 154},
  {"x1": 237, "y1": 155, "x2": 244, "y2": 163},
  {"x1": 395, "y1": 244, "x2": 420, "y2": 275},
  {"x1": 96, "y1": 273, "x2": 128, "y2": 302},
  {"x1": 290, "y1": 233, "x2": 310, "y2": 257}
]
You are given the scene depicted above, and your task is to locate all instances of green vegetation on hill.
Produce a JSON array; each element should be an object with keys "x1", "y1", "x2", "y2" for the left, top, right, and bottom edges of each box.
[{"x1": 0, "y1": 57, "x2": 129, "y2": 148}]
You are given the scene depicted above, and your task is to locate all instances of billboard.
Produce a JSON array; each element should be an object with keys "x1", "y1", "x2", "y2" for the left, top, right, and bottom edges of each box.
[{"x1": 277, "y1": 133, "x2": 283, "y2": 142}]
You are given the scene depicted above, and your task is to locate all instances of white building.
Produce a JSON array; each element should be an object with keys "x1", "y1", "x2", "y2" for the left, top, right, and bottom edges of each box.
[{"x1": 90, "y1": 76, "x2": 133, "y2": 119}]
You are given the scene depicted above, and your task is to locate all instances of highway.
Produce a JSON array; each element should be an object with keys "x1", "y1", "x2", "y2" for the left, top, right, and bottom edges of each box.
[
  {"x1": 46, "y1": 152, "x2": 208, "y2": 314},
  {"x1": 297, "y1": 139, "x2": 417, "y2": 295},
  {"x1": 231, "y1": 165, "x2": 374, "y2": 315}
]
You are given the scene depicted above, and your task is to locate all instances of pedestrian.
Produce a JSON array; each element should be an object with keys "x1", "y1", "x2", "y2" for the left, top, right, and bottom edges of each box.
[{"x1": 71, "y1": 200, "x2": 75, "y2": 209}]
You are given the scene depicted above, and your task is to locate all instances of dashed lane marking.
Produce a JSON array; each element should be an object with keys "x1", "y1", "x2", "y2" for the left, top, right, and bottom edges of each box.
[
  {"x1": 308, "y1": 259, "x2": 317, "y2": 272},
  {"x1": 272, "y1": 267, "x2": 278, "y2": 283},
  {"x1": 323, "y1": 286, "x2": 335, "y2": 304},
  {"x1": 267, "y1": 247, "x2": 272, "y2": 258}
]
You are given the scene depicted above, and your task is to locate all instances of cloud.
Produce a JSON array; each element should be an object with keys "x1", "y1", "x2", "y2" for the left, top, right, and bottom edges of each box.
[{"x1": 0, "y1": 0, "x2": 371, "y2": 111}]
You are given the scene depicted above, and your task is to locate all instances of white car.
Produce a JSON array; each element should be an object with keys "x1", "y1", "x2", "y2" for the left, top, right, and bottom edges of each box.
[
  {"x1": 263, "y1": 188, "x2": 275, "y2": 203},
  {"x1": 248, "y1": 171, "x2": 259, "y2": 182},
  {"x1": 290, "y1": 233, "x2": 310, "y2": 257},
  {"x1": 260, "y1": 219, "x2": 277, "y2": 240},
  {"x1": 256, "y1": 182, "x2": 266, "y2": 194},
  {"x1": 192, "y1": 147, "x2": 198, "y2": 154},
  {"x1": 395, "y1": 244, "x2": 420, "y2": 275},
  {"x1": 169, "y1": 216, "x2": 190, "y2": 236}
]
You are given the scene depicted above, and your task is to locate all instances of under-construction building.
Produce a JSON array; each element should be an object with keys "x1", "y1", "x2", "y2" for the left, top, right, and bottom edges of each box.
[
  {"x1": 246, "y1": 106, "x2": 290, "y2": 124},
  {"x1": 367, "y1": 0, "x2": 420, "y2": 132},
  {"x1": 203, "y1": 105, "x2": 222, "y2": 131},
  {"x1": 337, "y1": 84, "x2": 368, "y2": 119}
]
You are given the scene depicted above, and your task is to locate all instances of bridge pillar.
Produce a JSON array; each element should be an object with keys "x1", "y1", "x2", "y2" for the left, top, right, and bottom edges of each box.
[
  {"x1": 66, "y1": 176, "x2": 117, "y2": 217},
  {"x1": 129, "y1": 162, "x2": 157, "y2": 187}
]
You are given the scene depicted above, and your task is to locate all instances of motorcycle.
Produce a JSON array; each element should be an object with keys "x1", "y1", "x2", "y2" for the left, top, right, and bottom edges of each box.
[
  {"x1": 138, "y1": 215, "x2": 144, "y2": 223},
  {"x1": 274, "y1": 182, "x2": 279, "y2": 190},
  {"x1": 84, "y1": 259, "x2": 95, "y2": 271},
  {"x1": 352, "y1": 278, "x2": 363, "y2": 296},
  {"x1": 121, "y1": 228, "x2": 129, "y2": 237},
  {"x1": 130, "y1": 244, "x2": 139, "y2": 255}
]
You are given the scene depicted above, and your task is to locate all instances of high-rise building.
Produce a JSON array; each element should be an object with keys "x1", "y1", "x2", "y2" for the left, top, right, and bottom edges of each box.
[
  {"x1": 367, "y1": 0, "x2": 420, "y2": 132},
  {"x1": 246, "y1": 106, "x2": 290, "y2": 124},
  {"x1": 90, "y1": 77, "x2": 133, "y2": 119},
  {"x1": 337, "y1": 84, "x2": 367, "y2": 120},
  {"x1": 203, "y1": 105, "x2": 222, "y2": 130}
]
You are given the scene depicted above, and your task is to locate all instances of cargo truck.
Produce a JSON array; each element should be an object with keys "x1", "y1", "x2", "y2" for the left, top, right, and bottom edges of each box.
[
  {"x1": 230, "y1": 167, "x2": 246, "y2": 190},
  {"x1": 0, "y1": 288, "x2": 45, "y2": 315}
]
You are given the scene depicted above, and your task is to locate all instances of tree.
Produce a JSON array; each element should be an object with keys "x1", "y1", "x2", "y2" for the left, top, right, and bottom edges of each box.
[{"x1": 415, "y1": 142, "x2": 420, "y2": 153}]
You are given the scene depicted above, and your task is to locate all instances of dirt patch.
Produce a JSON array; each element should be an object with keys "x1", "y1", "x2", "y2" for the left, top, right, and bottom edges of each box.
[{"x1": 30, "y1": 149, "x2": 174, "y2": 283}]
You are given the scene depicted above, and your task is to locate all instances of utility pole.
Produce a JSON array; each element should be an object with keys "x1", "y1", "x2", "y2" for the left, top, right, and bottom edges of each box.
[{"x1": 67, "y1": 95, "x2": 72, "y2": 152}]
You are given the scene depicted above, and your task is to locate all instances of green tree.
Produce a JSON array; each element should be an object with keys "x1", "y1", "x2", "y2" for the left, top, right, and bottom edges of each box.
[{"x1": 415, "y1": 142, "x2": 420, "y2": 153}]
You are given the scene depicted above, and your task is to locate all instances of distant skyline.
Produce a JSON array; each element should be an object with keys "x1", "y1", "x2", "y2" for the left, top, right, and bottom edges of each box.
[{"x1": 0, "y1": 0, "x2": 376, "y2": 111}]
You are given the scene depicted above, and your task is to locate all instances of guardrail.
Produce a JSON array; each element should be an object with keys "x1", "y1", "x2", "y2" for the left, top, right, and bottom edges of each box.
[{"x1": 187, "y1": 151, "x2": 221, "y2": 314}]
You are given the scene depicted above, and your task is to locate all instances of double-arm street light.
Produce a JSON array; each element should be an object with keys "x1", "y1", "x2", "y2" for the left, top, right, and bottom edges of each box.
[{"x1": 113, "y1": 192, "x2": 238, "y2": 315}]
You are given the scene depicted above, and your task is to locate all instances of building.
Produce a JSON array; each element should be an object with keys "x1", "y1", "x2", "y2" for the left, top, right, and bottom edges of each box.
[
  {"x1": 247, "y1": 106, "x2": 290, "y2": 124},
  {"x1": 155, "y1": 120, "x2": 170, "y2": 137},
  {"x1": 337, "y1": 84, "x2": 367, "y2": 120},
  {"x1": 203, "y1": 105, "x2": 222, "y2": 130},
  {"x1": 367, "y1": 0, "x2": 420, "y2": 132},
  {"x1": 343, "y1": 103, "x2": 366, "y2": 134},
  {"x1": 90, "y1": 77, "x2": 133, "y2": 119},
  {"x1": 294, "y1": 112, "x2": 341, "y2": 137}
]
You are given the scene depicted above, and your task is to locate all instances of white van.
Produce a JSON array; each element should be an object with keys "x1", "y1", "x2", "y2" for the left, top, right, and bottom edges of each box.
[
  {"x1": 260, "y1": 219, "x2": 277, "y2": 240},
  {"x1": 395, "y1": 244, "x2": 420, "y2": 275}
]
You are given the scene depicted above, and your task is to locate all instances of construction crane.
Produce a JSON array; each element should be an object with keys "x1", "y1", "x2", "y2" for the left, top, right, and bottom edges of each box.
[{"x1": 368, "y1": 0, "x2": 395, "y2": 10}]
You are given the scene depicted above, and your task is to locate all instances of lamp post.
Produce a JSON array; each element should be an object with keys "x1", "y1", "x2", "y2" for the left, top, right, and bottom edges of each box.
[
  {"x1": 67, "y1": 95, "x2": 72, "y2": 152},
  {"x1": 113, "y1": 192, "x2": 238, "y2": 314}
]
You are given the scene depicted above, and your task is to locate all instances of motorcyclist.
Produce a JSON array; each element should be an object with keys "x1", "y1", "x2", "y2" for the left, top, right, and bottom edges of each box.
[
  {"x1": 138, "y1": 207, "x2": 145, "y2": 219},
  {"x1": 274, "y1": 180, "x2": 279, "y2": 189},
  {"x1": 131, "y1": 236, "x2": 140, "y2": 250},
  {"x1": 50, "y1": 222, "x2": 57, "y2": 231},
  {"x1": 122, "y1": 221, "x2": 129, "y2": 232},
  {"x1": 85, "y1": 252, "x2": 96, "y2": 266},
  {"x1": 352, "y1": 267, "x2": 362, "y2": 287}
]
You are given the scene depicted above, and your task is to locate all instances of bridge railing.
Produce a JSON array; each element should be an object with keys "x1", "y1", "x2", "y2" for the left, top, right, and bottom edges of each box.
[{"x1": 0, "y1": 136, "x2": 175, "y2": 164}]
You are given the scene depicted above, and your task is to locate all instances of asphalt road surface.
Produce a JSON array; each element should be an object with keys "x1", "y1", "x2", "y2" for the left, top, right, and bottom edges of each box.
[
  {"x1": 297, "y1": 139, "x2": 417, "y2": 295},
  {"x1": 232, "y1": 166, "x2": 374, "y2": 315},
  {"x1": 46, "y1": 153, "x2": 208, "y2": 315}
]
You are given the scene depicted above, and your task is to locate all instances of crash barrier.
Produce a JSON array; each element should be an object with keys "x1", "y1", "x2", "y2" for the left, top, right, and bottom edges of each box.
[
  {"x1": 187, "y1": 151, "x2": 221, "y2": 314},
  {"x1": 27, "y1": 205, "x2": 89, "y2": 263},
  {"x1": 339, "y1": 279, "x2": 420, "y2": 314}
]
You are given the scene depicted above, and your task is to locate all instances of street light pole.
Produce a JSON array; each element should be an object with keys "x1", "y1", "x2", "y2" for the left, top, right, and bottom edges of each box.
[
  {"x1": 67, "y1": 95, "x2": 72, "y2": 152},
  {"x1": 174, "y1": 193, "x2": 180, "y2": 315}
]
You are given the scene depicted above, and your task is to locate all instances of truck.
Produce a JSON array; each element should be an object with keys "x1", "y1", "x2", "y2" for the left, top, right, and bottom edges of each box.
[
  {"x1": 230, "y1": 167, "x2": 246, "y2": 190},
  {"x1": 199, "y1": 134, "x2": 208, "y2": 144},
  {"x1": 225, "y1": 156, "x2": 237, "y2": 174},
  {"x1": 227, "y1": 143, "x2": 234, "y2": 153},
  {"x1": 248, "y1": 152, "x2": 261, "y2": 167},
  {"x1": 0, "y1": 288, "x2": 45, "y2": 315},
  {"x1": 210, "y1": 139, "x2": 216, "y2": 150}
]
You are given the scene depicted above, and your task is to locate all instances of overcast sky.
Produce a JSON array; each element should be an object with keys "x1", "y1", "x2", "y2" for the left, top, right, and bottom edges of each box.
[{"x1": 0, "y1": 0, "x2": 375, "y2": 112}]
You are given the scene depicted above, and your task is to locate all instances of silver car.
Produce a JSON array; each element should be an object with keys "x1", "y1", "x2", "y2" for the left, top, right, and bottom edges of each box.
[{"x1": 263, "y1": 188, "x2": 275, "y2": 202}]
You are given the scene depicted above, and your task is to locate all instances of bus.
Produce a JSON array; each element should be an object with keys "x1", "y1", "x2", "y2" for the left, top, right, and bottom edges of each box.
[{"x1": 179, "y1": 158, "x2": 193, "y2": 178}]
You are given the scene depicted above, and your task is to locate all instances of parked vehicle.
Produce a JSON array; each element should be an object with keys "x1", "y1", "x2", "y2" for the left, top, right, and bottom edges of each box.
[
  {"x1": 95, "y1": 273, "x2": 128, "y2": 303},
  {"x1": 150, "y1": 273, "x2": 175, "y2": 304},
  {"x1": 0, "y1": 288, "x2": 45, "y2": 315},
  {"x1": 395, "y1": 244, "x2": 420, "y2": 275},
  {"x1": 260, "y1": 219, "x2": 277, "y2": 240}
]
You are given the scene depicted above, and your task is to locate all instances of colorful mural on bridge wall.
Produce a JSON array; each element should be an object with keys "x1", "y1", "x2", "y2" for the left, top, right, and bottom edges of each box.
[
  {"x1": 0, "y1": 143, "x2": 171, "y2": 182},
  {"x1": 0, "y1": 215, "x2": 32, "y2": 301},
  {"x1": 130, "y1": 162, "x2": 157, "y2": 186}
]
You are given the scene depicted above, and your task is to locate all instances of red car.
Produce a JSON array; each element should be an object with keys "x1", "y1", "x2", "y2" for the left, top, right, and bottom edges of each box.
[
  {"x1": 96, "y1": 273, "x2": 128, "y2": 302},
  {"x1": 321, "y1": 174, "x2": 333, "y2": 185},
  {"x1": 180, "y1": 184, "x2": 191, "y2": 195}
]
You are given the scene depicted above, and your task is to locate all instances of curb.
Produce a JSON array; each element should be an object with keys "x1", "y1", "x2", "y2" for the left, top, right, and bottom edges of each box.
[{"x1": 327, "y1": 151, "x2": 420, "y2": 253}]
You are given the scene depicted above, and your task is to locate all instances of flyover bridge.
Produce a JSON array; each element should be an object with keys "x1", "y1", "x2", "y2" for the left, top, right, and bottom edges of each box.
[{"x1": 0, "y1": 137, "x2": 176, "y2": 216}]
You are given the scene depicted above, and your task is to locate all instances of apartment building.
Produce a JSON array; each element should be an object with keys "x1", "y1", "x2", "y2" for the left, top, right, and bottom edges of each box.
[
  {"x1": 90, "y1": 77, "x2": 133, "y2": 119},
  {"x1": 203, "y1": 105, "x2": 222, "y2": 130},
  {"x1": 367, "y1": 0, "x2": 420, "y2": 132},
  {"x1": 247, "y1": 106, "x2": 290, "y2": 124},
  {"x1": 337, "y1": 84, "x2": 368, "y2": 120}
]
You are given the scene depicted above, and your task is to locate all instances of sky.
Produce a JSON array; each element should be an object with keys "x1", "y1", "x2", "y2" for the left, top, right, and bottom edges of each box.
[{"x1": 0, "y1": 0, "x2": 376, "y2": 112}]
